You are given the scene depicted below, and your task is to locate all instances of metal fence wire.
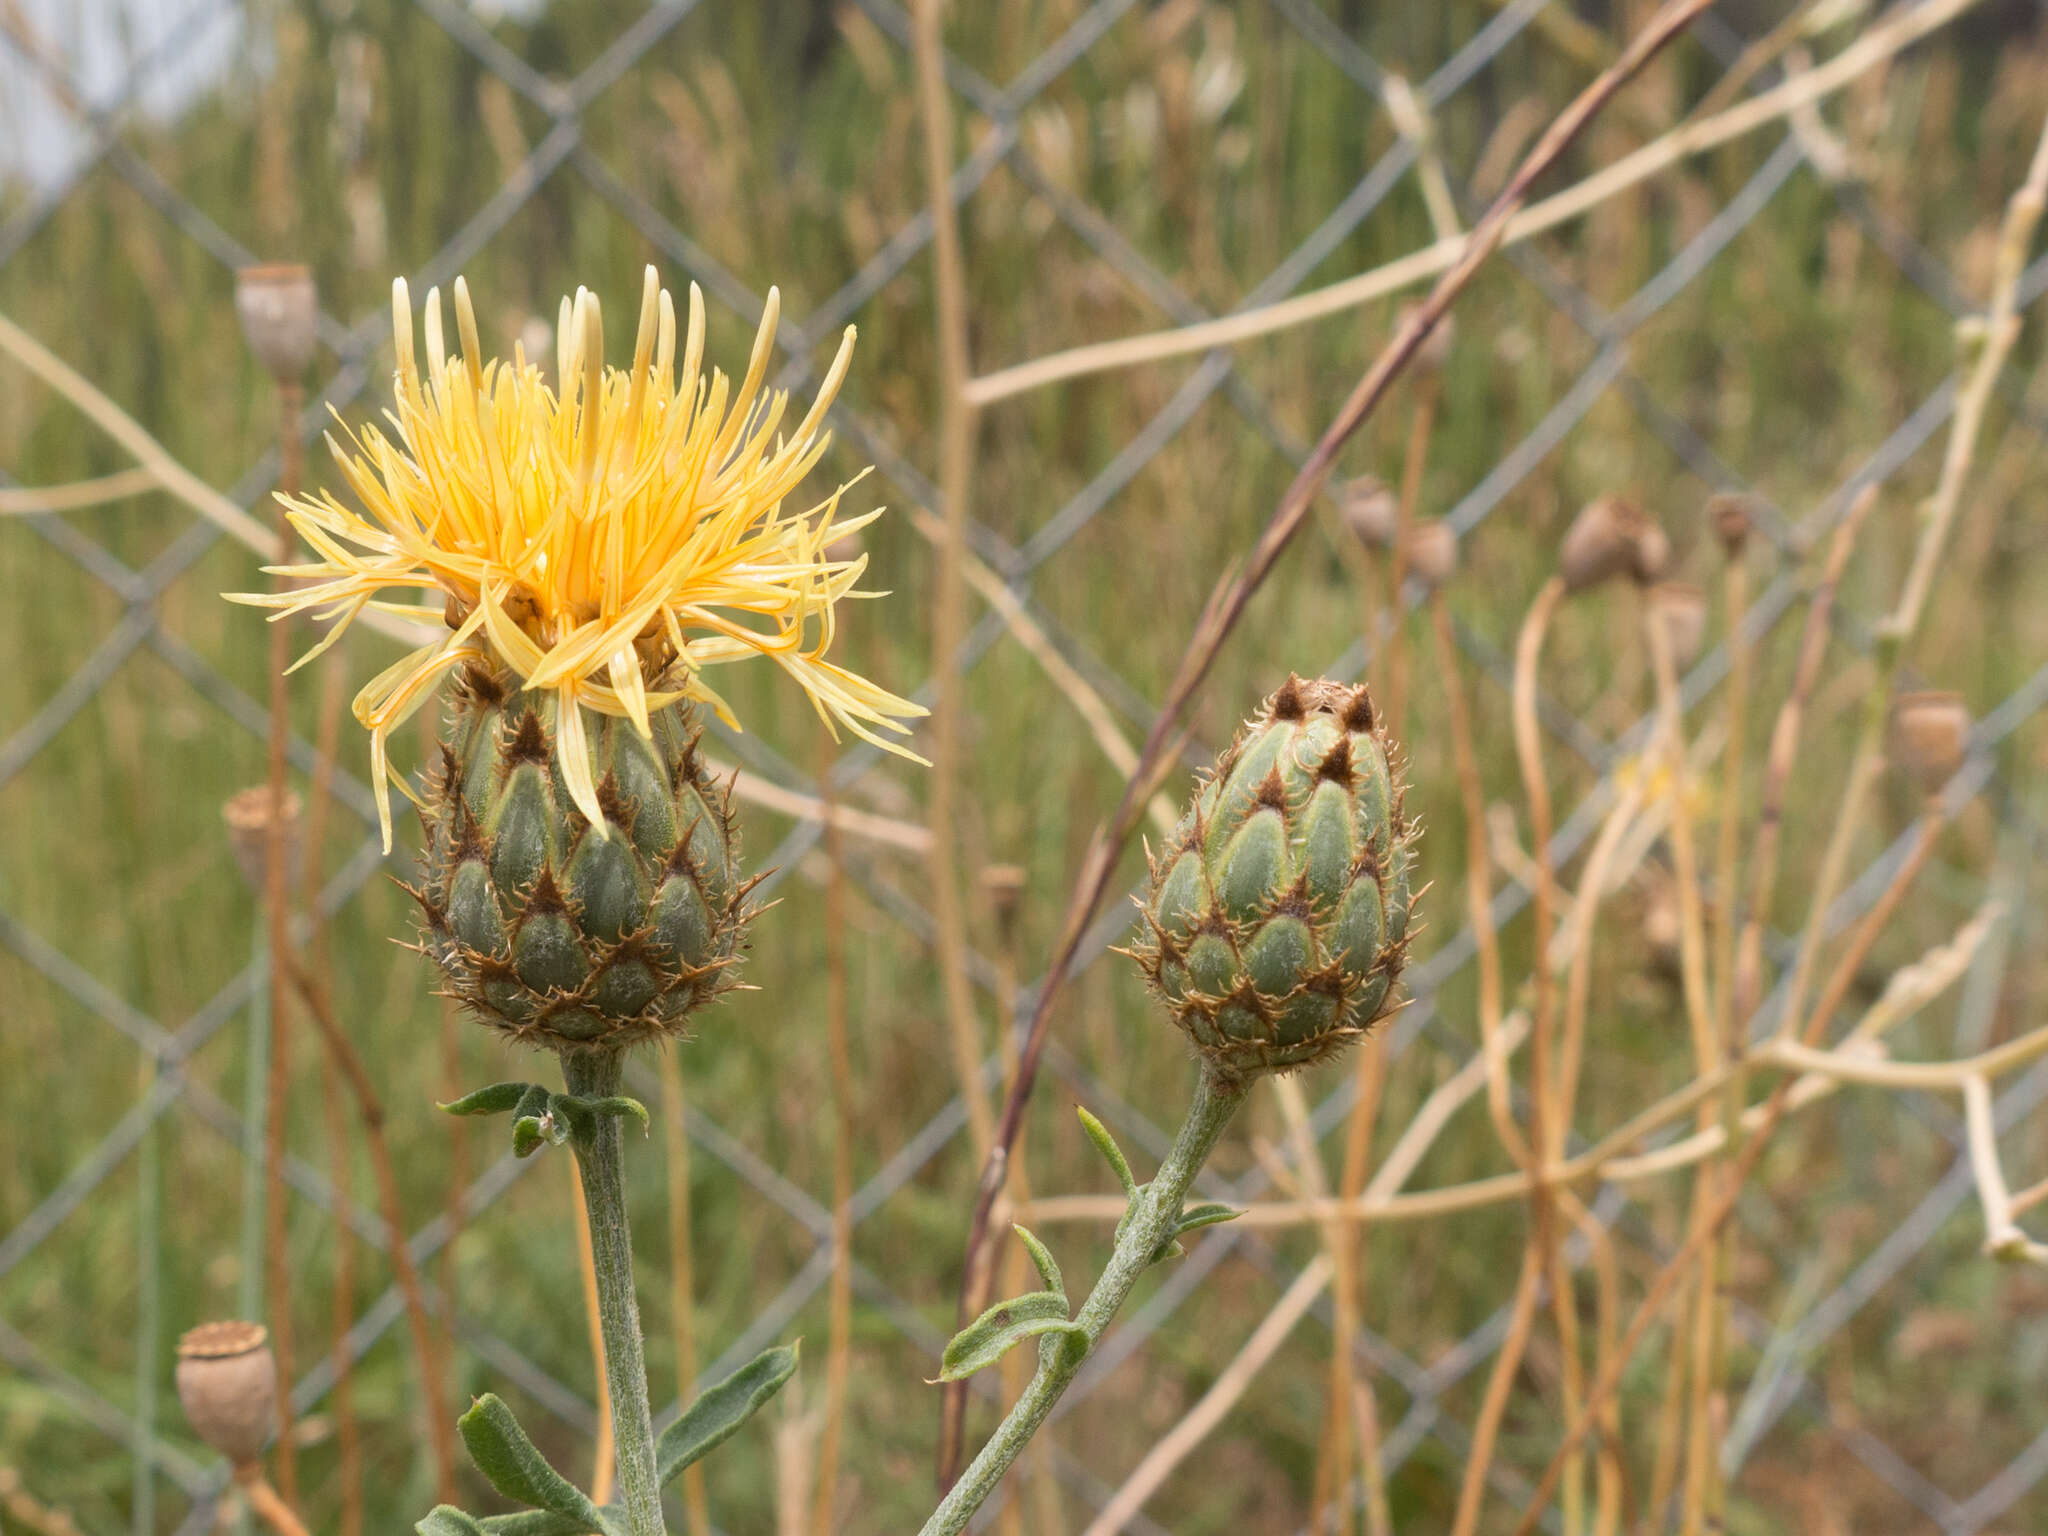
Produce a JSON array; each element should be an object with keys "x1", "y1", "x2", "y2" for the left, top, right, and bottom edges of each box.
[{"x1": 3, "y1": 0, "x2": 2047, "y2": 1531}]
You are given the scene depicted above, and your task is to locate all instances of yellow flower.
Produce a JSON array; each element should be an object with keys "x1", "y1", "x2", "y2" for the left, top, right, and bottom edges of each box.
[{"x1": 231, "y1": 267, "x2": 926, "y2": 850}]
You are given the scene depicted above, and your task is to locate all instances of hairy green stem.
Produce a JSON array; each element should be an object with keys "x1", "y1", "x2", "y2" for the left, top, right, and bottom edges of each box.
[
  {"x1": 564, "y1": 1051, "x2": 663, "y2": 1536},
  {"x1": 920, "y1": 1069, "x2": 1249, "y2": 1536}
]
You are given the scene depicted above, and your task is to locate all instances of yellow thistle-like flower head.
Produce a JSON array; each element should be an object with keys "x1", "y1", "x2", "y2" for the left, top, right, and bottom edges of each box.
[{"x1": 231, "y1": 267, "x2": 925, "y2": 850}]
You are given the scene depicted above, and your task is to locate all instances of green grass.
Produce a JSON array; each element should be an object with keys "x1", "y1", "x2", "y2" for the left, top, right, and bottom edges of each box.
[{"x1": 3, "y1": 1, "x2": 2048, "y2": 1531}]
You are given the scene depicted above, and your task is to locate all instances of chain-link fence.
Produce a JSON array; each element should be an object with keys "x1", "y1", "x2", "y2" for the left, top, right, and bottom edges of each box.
[{"x1": 3, "y1": 0, "x2": 2047, "y2": 1531}]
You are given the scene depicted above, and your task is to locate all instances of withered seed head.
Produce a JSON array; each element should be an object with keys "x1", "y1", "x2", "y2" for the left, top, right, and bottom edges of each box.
[
  {"x1": 1888, "y1": 691, "x2": 1970, "y2": 798},
  {"x1": 221, "y1": 786, "x2": 303, "y2": 895},
  {"x1": 1708, "y1": 492, "x2": 1754, "y2": 556},
  {"x1": 1401, "y1": 519, "x2": 1459, "y2": 591},
  {"x1": 1559, "y1": 495, "x2": 1669, "y2": 593},
  {"x1": 1645, "y1": 581, "x2": 1709, "y2": 671},
  {"x1": 176, "y1": 1321, "x2": 276, "y2": 1466},
  {"x1": 234, "y1": 264, "x2": 320, "y2": 383},
  {"x1": 1339, "y1": 475, "x2": 1399, "y2": 550}
]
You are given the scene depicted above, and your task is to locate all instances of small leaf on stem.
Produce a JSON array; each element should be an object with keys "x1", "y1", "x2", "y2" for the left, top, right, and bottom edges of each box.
[
  {"x1": 417, "y1": 1509, "x2": 489, "y2": 1536},
  {"x1": 938, "y1": 1292, "x2": 1085, "y2": 1382},
  {"x1": 1011, "y1": 1223, "x2": 1065, "y2": 1299},
  {"x1": 438, "y1": 1082, "x2": 539, "y2": 1117},
  {"x1": 1076, "y1": 1106, "x2": 1139, "y2": 1200},
  {"x1": 656, "y1": 1342, "x2": 802, "y2": 1485},
  {"x1": 457, "y1": 1394, "x2": 606, "y2": 1526}
]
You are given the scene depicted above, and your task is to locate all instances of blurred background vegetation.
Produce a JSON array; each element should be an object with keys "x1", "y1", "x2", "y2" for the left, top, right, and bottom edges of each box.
[{"x1": 3, "y1": 0, "x2": 2048, "y2": 1531}]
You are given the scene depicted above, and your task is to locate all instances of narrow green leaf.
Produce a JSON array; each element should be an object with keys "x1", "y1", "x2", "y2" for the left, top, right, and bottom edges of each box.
[
  {"x1": 416, "y1": 1509, "x2": 488, "y2": 1536},
  {"x1": 457, "y1": 1395, "x2": 604, "y2": 1525},
  {"x1": 657, "y1": 1342, "x2": 801, "y2": 1485},
  {"x1": 437, "y1": 1082, "x2": 537, "y2": 1118},
  {"x1": 1011, "y1": 1223, "x2": 1064, "y2": 1299},
  {"x1": 1172, "y1": 1202, "x2": 1240, "y2": 1238},
  {"x1": 938, "y1": 1292, "x2": 1084, "y2": 1382},
  {"x1": 511, "y1": 1113, "x2": 561, "y2": 1159},
  {"x1": 1076, "y1": 1106, "x2": 1138, "y2": 1200},
  {"x1": 555, "y1": 1094, "x2": 650, "y2": 1136}
]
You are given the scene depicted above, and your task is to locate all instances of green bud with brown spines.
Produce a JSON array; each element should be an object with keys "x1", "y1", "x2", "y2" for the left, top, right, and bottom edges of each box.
[
  {"x1": 413, "y1": 662, "x2": 752, "y2": 1054},
  {"x1": 1129, "y1": 676, "x2": 1417, "y2": 1077}
]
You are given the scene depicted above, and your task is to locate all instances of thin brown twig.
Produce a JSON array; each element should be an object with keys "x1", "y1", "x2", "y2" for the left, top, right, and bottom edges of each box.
[
  {"x1": 281, "y1": 949, "x2": 457, "y2": 1498},
  {"x1": 811, "y1": 747, "x2": 856, "y2": 1536},
  {"x1": 944, "y1": 4, "x2": 1714, "y2": 1467},
  {"x1": 235, "y1": 1465, "x2": 311, "y2": 1536},
  {"x1": 260, "y1": 379, "x2": 301, "y2": 1504}
]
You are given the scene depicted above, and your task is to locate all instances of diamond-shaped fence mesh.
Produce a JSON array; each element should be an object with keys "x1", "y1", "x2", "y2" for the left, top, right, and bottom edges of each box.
[{"x1": 3, "y1": 0, "x2": 2047, "y2": 1532}]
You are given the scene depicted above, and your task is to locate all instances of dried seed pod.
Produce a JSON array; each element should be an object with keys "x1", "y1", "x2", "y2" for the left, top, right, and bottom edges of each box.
[
  {"x1": 1559, "y1": 495, "x2": 1668, "y2": 592},
  {"x1": 414, "y1": 664, "x2": 750, "y2": 1054},
  {"x1": 1888, "y1": 691, "x2": 1970, "y2": 797},
  {"x1": 222, "y1": 786, "x2": 303, "y2": 895},
  {"x1": 1645, "y1": 582, "x2": 1709, "y2": 671},
  {"x1": 1339, "y1": 475, "x2": 1399, "y2": 550},
  {"x1": 1708, "y1": 492, "x2": 1753, "y2": 556},
  {"x1": 1401, "y1": 519, "x2": 1459, "y2": 590},
  {"x1": 1129, "y1": 676, "x2": 1416, "y2": 1078},
  {"x1": 176, "y1": 1321, "x2": 276, "y2": 1466},
  {"x1": 234, "y1": 264, "x2": 320, "y2": 383}
]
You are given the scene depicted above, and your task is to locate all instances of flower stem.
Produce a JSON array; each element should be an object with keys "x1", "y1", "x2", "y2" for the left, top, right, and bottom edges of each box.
[
  {"x1": 920, "y1": 1069, "x2": 1249, "y2": 1536},
  {"x1": 563, "y1": 1051, "x2": 663, "y2": 1536}
]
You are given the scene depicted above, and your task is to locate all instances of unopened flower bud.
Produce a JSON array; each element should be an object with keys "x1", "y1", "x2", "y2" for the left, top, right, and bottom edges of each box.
[
  {"x1": 222, "y1": 786, "x2": 303, "y2": 894},
  {"x1": 176, "y1": 1321, "x2": 276, "y2": 1466},
  {"x1": 1888, "y1": 691, "x2": 1970, "y2": 797},
  {"x1": 234, "y1": 265, "x2": 320, "y2": 383},
  {"x1": 1559, "y1": 495, "x2": 1667, "y2": 592},
  {"x1": 1130, "y1": 677, "x2": 1416, "y2": 1078},
  {"x1": 1339, "y1": 475, "x2": 1398, "y2": 550},
  {"x1": 1401, "y1": 519, "x2": 1458, "y2": 590},
  {"x1": 1645, "y1": 582, "x2": 1708, "y2": 671}
]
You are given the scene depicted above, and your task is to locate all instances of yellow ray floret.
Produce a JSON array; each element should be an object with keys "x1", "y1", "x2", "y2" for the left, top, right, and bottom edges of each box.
[{"x1": 229, "y1": 267, "x2": 926, "y2": 850}]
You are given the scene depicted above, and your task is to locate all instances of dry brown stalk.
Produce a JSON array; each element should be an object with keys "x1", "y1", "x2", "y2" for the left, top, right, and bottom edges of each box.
[
  {"x1": 810, "y1": 752, "x2": 856, "y2": 1536},
  {"x1": 946, "y1": 4, "x2": 1715, "y2": 1474},
  {"x1": 0, "y1": 466, "x2": 158, "y2": 514},
  {"x1": 235, "y1": 1463, "x2": 312, "y2": 1536},
  {"x1": 916, "y1": 0, "x2": 997, "y2": 1489},
  {"x1": 260, "y1": 377, "x2": 302, "y2": 1504},
  {"x1": 0, "y1": 1467, "x2": 87, "y2": 1536},
  {"x1": 281, "y1": 950, "x2": 457, "y2": 1497}
]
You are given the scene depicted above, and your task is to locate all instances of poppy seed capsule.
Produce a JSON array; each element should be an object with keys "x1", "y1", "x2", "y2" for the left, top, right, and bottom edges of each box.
[
  {"x1": 1645, "y1": 582, "x2": 1709, "y2": 671},
  {"x1": 1401, "y1": 519, "x2": 1459, "y2": 590},
  {"x1": 222, "y1": 785, "x2": 303, "y2": 895},
  {"x1": 1129, "y1": 677, "x2": 1416, "y2": 1077},
  {"x1": 1340, "y1": 475, "x2": 1399, "y2": 549},
  {"x1": 414, "y1": 663, "x2": 751, "y2": 1054},
  {"x1": 1888, "y1": 691, "x2": 1970, "y2": 798},
  {"x1": 1559, "y1": 495, "x2": 1668, "y2": 592},
  {"x1": 176, "y1": 1321, "x2": 276, "y2": 1466},
  {"x1": 234, "y1": 264, "x2": 320, "y2": 383}
]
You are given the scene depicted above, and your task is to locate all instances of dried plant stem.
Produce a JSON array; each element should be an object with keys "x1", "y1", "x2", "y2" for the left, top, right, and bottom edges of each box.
[
  {"x1": 571, "y1": 1169, "x2": 618, "y2": 1504},
  {"x1": 234, "y1": 1466, "x2": 310, "y2": 1536},
  {"x1": 563, "y1": 1051, "x2": 662, "y2": 1536},
  {"x1": 810, "y1": 764, "x2": 856, "y2": 1536},
  {"x1": 658, "y1": 1042, "x2": 712, "y2": 1536},
  {"x1": 922, "y1": 1072, "x2": 1249, "y2": 1536},
  {"x1": 260, "y1": 379, "x2": 302, "y2": 1505},
  {"x1": 1379, "y1": 373, "x2": 1440, "y2": 733},
  {"x1": 282, "y1": 953, "x2": 457, "y2": 1499},
  {"x1": 1429, "y1": 597, "x2": 1524, "y2": 1167},
  {"x1": 950, "y1": 0, "x2": 1715, "y2": 1466},
  {"x1": 0, "y1": 465, "x2": 157, "y2": 514},
  {"x1": 962, "y1": 0, "x2": 1977, "y2": 406}
]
